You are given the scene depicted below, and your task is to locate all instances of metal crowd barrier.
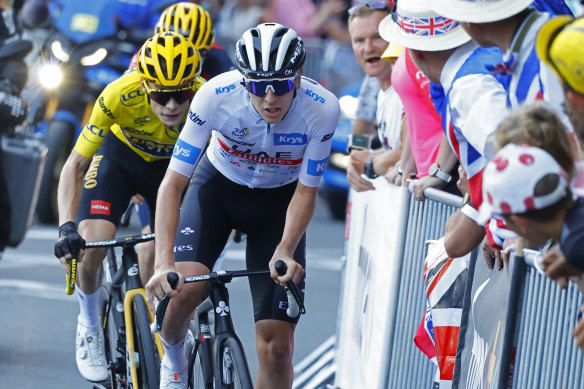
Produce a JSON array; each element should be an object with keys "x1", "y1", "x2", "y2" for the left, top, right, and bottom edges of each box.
[
  {"x1": 328, "y1": 184, "x2": 584, "y2": 389},
  {"x1": 513, "y1": 261, "x2": 584, "y2": 388},
  {"x1": 386, "y1": 188, "x2": 462, "y2": 388}
]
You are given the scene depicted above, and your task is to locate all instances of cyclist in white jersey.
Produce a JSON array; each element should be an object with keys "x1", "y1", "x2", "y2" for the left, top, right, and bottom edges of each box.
[{"x1": 145, "y1": 23, "x2": 340, "y2": 389}]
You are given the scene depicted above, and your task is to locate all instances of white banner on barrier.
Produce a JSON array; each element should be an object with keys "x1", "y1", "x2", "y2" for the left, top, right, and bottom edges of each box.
[{"x1": 335, "y1": 179, "x2": 410, "y2": 389}]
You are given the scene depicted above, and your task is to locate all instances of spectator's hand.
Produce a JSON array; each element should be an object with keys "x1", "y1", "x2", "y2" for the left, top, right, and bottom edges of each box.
[
  {"x1": 482, "y1": 235, "x2": 504, "y2": 270},
  {"x1": 573, "y1": 304, "x2": 584, "y2": 352},
  {"x1": 499, "y1": 237, "x2": 518, "y2": 270},
  {"x1": 412, "y1": 175, "x2": 443, "y2": 201},
  {"x1": 457, "y1": 165, "x2": 469, "y2": 194},
  {"x1": 130, "y1": 194, "x2": 145, "y2": 205},
  {"x1": 347, "y1": 149, "x2": 375, "y2": 192},
  {"x1": 54, "y1": 221, "x2": 86, "y2": 276},
  {"x1": 385, "y1": 166, "x2": 401, "y2": 186},
  {"x1": 542, "y1": 245, "x2": 581, "y2": 289}
]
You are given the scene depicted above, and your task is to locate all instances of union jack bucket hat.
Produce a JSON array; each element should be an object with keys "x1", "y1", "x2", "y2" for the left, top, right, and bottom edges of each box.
[
  {"x1": 430, "y1": 0, "x2": 533, "y2": 24},
  {"x1": 477, "y1": 144, "x2": 569, "y2": 224},
  {"x1": 378, "y1": 0, "x2": 471, "y2": 51}
]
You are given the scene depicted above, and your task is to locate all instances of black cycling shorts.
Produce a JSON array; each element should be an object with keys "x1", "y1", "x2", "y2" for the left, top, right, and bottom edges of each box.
[
  {"x1": 174, "y1": 154, "x2": 306, "y2": 324},
  {"x1": 77, "y1": 135, "x2": 168, "y2": 227}
]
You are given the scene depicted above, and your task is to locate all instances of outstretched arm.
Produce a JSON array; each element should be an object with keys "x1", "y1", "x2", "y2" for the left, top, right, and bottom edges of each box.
[
  {"x1": 145, "y1": 169, "x2": 190, "y2": 312},
  {"x1": 270, "y1": 182, "x2": 317, "y2": 286}
]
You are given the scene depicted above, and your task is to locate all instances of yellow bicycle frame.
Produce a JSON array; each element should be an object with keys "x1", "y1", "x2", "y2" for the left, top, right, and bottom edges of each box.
[{"x1": 124, "y1": 288, "x2": 164, "y2": 388}]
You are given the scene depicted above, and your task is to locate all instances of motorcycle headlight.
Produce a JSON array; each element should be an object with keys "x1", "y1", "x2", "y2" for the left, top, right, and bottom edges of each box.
[
  {"x1": 51, "y1": 40, "x2": 70, "y2": 62},
  {"x1": 81, "y1": 48, "x2": 108, "y2": 66},
  {"x1": 338, "y1": 95, "x2": 358, "y2": 120},
  {"x1": 329, "y1": 152, "x2": 350, "y2": 170},
  {"x1": 38, "y1": 63, "x2": 63, "y2": 89}
]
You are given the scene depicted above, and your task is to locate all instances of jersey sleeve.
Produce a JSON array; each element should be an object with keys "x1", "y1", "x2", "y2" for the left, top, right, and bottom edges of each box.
[
  {"x1": 298, "y1": 99, "x2": 341, "y2": 187},
  {"x1": 74, "y1": 84, "x2": 118, "y2": 158},
  {"x1": 449, "y1": 74, "x2": 509, "y2": 156},
  {"x1": 167, "y1": 80, "x2": 214, "y2": 178}
]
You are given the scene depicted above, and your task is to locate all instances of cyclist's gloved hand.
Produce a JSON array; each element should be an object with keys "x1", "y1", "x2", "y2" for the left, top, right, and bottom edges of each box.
[{"x1": 54, "y1": 221, "x2": 86, "y2": 259}]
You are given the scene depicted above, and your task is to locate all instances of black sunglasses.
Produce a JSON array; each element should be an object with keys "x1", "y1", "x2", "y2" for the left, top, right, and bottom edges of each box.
[{"x1": 144, "y1": 84, "x2": 195, "y2": 105}]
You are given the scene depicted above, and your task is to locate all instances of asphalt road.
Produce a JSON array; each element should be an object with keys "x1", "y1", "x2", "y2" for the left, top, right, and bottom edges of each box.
[{"x1": 0, "y1": 197, "x2": 345, "y2": 388}]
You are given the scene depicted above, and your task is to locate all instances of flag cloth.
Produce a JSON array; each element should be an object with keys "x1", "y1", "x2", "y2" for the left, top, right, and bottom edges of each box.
[{"x1": 415, "y1": 238, "x2": 470, "y2": 389}]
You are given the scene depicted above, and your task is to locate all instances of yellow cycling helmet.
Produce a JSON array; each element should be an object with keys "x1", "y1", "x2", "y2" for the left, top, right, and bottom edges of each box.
[
  {"x1": 154, "y1": 2, "x2": 215, "y2": 53},
  {"x1": 536, "y1": 16, "x2": 584, "y2": 95},
  {"x1": 137, "y1": 31, "x2": 202, "y2": 87}
]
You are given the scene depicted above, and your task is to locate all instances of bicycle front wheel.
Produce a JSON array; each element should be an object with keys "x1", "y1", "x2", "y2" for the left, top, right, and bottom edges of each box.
[
  {"x1": 130, "y1": 294, "x2": 160, "y2": 388},
  {"x1": 219, "y1": 337, "x2": 253, "y2": 389}
]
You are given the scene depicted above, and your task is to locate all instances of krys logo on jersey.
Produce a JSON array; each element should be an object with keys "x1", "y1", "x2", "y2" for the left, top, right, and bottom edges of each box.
[
  {"x1": 215, "y1": 83, "x2": 236, "y2": 94},
  {"x1": 172, "y1": 138, "x2": 203, "y2": 164},
  {"x1": 305, "y1": 89, "x2": 326, "y2": 104},
  {"x1": 274, "y1": 133, "x2": 307, "y2": 146}
]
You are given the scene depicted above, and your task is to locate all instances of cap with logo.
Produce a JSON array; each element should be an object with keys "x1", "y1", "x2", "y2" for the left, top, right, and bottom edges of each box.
[{"x1": 477, "y1": 143, "x2": 569, "y2": 224}]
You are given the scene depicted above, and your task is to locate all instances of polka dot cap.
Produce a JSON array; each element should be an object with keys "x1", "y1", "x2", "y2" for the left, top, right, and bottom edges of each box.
[{"x1": 477, "y1": 143, "x2": 569, "y2": 225}]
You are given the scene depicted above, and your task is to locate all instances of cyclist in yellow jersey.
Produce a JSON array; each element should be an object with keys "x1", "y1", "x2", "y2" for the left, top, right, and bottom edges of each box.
[{"x1": 53, "y1": 31, "x2": 204, "y2": 383}]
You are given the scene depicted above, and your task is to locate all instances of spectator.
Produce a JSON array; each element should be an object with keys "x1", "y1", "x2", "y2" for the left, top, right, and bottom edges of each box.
[
  {"x1": 379, "y1": 0, "x2": 508, "y2": 260},
  {"x1": 384, "y1": 47, "x2": 462, "y2": 202},
  {"x1": 345, "y1": 2, "x2": 403, "y2": 192},
  {"x1": 351, "y1": 74, "x2": 380, "y2": 138},
  {"x1": 215, "y1": 0, "x2": 265, "y2": 61},
  {"x1": 477, "y1": 141, "x2": 584, "y2": 347},
  {"x1": 430, "y1": 0, "x2": 574, "y2": 138},
  {"x1": 261, "y1": 0, "x2": 321, "y2": 38}
]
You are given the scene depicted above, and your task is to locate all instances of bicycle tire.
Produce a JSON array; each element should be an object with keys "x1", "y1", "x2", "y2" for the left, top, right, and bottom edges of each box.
[
  {"x1": 98, "y1": 284, "x2": 119, "y2": 388},
  {"x1": 185, "y1": 322, "x2": 213, "y2": 389},
  {"x1": 219, "y1": 337, "x2": 253, "y2": 389},
  {"x1": 131, "y1": 294, "x2": 160, "y2": 389}
]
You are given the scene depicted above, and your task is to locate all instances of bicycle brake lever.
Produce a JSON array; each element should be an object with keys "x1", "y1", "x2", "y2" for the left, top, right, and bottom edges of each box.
[
  {"x1": 274, "y1": 260, "x2": 306, "y2": 317},
  {"x1": 153, "y1": 272, "x2": 180, "y2": 332}
]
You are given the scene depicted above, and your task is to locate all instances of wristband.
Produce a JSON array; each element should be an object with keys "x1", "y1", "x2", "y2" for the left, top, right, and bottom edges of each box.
[
  {"x1": 365, "y1": 156, "x2": 379, "y2": 179},
  {"x1": 58, "y1": 221, "x2": 77, "y2": 238}
]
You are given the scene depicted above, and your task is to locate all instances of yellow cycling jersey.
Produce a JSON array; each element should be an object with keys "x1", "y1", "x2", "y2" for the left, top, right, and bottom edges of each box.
[{"x1": 74, "y1": 70, "x2": 205, "y2": 162}]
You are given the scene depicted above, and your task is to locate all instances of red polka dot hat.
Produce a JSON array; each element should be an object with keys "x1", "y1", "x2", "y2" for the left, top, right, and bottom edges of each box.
[{"x1": 477, "y1": 143, "x2": 569, "y2": 224}]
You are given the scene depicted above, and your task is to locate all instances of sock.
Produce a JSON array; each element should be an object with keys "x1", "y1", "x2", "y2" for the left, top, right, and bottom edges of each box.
[
  {"x1": 77, "y1": 288, "x2": 101, "y2": 332},
  {"x1": 160, "y1": 335, "x2": 188, "y2": 372}
]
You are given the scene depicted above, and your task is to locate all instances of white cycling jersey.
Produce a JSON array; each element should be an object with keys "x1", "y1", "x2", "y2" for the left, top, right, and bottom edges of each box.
[{"x1": 169, "y1": 70, "x2": 340, "y2": 188}]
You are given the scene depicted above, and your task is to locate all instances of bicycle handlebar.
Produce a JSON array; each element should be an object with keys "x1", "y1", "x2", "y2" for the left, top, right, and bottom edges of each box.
[
  {"x1": 152, "y1": 260, "x2": 305, "y2": 333},
  {"x1": 84, "y1": 233, "x2": 155, "y2": 249}
]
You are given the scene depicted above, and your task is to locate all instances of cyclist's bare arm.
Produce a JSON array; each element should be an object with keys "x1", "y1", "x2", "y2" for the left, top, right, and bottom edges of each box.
[
  {"x1": 146, "y1": 168, "x2": 189, "y2": 311},
  {"x1": 271, "y1": 182, "x2": 316, "y2": 286},
  {"x1": 57, "y1": 149, "x2": 92, "y2": 226}
]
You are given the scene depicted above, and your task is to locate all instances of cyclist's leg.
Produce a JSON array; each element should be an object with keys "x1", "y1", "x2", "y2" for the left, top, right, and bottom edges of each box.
[
  {"x1": 74, "y1": 153, "x2": 134, "y2": 381},
  {"x1": 159, "y1": 155, "x2": 233, "y2": 379},
  {"x1": 237, "y1": 181, "x2": 306, "y2": 389},
  {"x1": 136, "y1": 203, "x2": 154, "y2": 285}
]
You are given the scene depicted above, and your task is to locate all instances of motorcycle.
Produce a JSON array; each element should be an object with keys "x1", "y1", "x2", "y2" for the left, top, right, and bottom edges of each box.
[
  {"x1": 31, "y1": 0, "x2": 157, "y2": 224},
  {"x1": 0, "y1": 37, "x2": 48, "y2": 248}
]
